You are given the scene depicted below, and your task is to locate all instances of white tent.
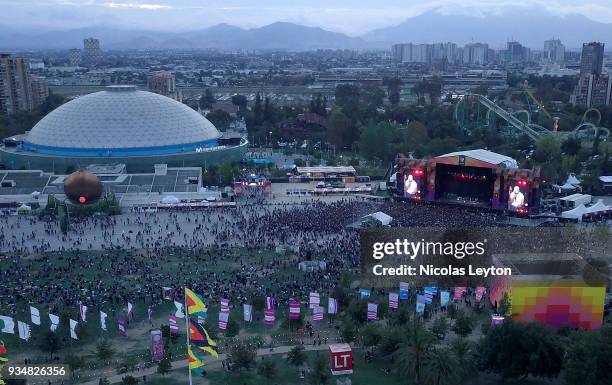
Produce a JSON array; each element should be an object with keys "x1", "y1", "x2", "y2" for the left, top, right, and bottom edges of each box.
[
  {"x1": 561, "y1": 204, "x2": 589, "y2": 221},
  {"x1": 161, "y1": 195, "x2": 180, "y2": 204},
  {"x1": 17, "y1": 204, "x2": 32, "y2": 212},
  {"x1": 565, "y1": 174, "x2": 581, "y2": 186},
  {"x1": 584, "y1": 200, "x2": 611, "y2": 215},
  {"x1": 559, "y1": 182, "x2": 578, "y2": 190},
  {"x1": 364, "y1": 211, "x2": 393, "y2": 226}
]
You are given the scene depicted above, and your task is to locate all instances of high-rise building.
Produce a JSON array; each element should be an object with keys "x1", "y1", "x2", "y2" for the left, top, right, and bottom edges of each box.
[
  {"x1": 543, "y1": 39, "x2": 565, "y2": 64},
  {"x1": 30, "y1": 75, "x2": 49, "y2": 107},
  {"x1": 392, "y1": 42, "x2": 458, "y2": 64},
  {"x1": 0, "y1": 53, "x2": 34, "y2": 115},
  {"x1": 572, "y1": 42, "x2": 609, "y2": 107},
  {"x1": 506, "y1": 41, "x2": 528, "y2": 63},
  {"x1": 463, "y1": 43, "x2": 489, "y2": 65},
  {"x1": 69, "y1": 48, "x2": 82, "y2": 67},
  {"x1": 147, "y1": 71, "x2": 182, "y2": 102},
  {"x1": 579, "y1": 42, "x2": 604, "y2": 76},
  {"x1": 83, "y1": 38, "x2": 101, "y2": 67}
]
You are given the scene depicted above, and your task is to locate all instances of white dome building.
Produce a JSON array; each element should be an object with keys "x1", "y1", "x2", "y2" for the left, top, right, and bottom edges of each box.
[{"x1": 0, "y1": 86, "x2": 247, "y2": 172}]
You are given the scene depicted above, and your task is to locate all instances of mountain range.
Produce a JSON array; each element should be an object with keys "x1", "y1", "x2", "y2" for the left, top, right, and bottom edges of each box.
[{"x1": 0, "y1": 8, "x2": 611, "y2": 51}]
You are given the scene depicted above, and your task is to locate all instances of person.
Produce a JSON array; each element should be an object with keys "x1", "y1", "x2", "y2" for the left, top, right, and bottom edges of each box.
[
  {"x1": 404, "y1": 174, "x2": 418, "y2": 196},
  {"x1": 509, "y1": 186, "x2": 525, "y2": 208}
]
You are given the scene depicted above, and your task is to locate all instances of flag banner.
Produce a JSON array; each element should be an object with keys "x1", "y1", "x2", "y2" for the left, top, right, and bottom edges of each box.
[
  {"x1": 218, "y1": 311, "x2": 229, "y2": 330},
  {"x1": 17, "y1": 321, "x2": 30, "y2": 341},
  {"x1": 454, "y1": 287, "x2": 466, "y2": 300},
  {"x1": 162, "y1": 286, "x2": 174, "y2": 300},
  {"x1": 264, "y1": 308, "x2": 275, "y2": 326},
  {"x1": 174, "y1": 301, "x2": 185, "y2": 318},
  {"x1": 309, "y1": 292, "x2": 320, "y2": 308},
  {"x1": 147, "y1": 307, "x2": 153, "y2": 322},
  {"x1": 389, "y1": 292, "x2": 399, "y2": 309},
  {"x1": 424, "y1": 287, "x2": 437, "y2": 300},
  {"x1": 197, "y1": 315, "x2": 206, "y2": 325},
  {"x1": 476, "y1": 287, "x2": 486, "y2": 302},
  {"x1": 189, "y1": 319, "x2": 219, "y2": 357},
  {"x1": 440, "y1": 291, "x2": 450, "y2": 307},
  {"x1": 243, "y1": 304, "x2": 253, "y2": 322},
  {"x1": 150, "y1": 329, "x2": 164, "y2": 362},
  {"x1": 416, "y1": 302, "x2": 425, "y2": 314},
  {"x1": 188, "y1": 346, "x2": 205, "y2": 374},
  {"x1": 127, "y1": 302, "x2": 134, "y2": 320},
  {"x1": 313, "y1": 306, "x2": 324, "y2": 321},
  {"x1": 360, "y1": 288, "x2": 371, "y2": 299},
  {"x1": 399, "y1": 282, "x2": 410, "y2": 300},
  {"x1": 0, "y1": 316, "x2": 15, "y2": 334},
  {"x1": 69, "y1": 319, "x2": 78, "y2": 339},
  {"x1": 169, "y1": 315, "x2": 179, "y2": 334},
  {"x1": 220, "y1": 298, "x2": 230, "y2": 313},
  {"x1": 328, "y1": 298, "x2": 338, "y2": 314},
  {"x1": 48, "y1": 313, "x2": 59, "y2": 332},
  {"x1": 416, "y1": 294, "x2": 432, "y2": 305},
  {"x1": 100, "y1": 311, "x2": 108, "y2": 331},
  {"x1": 30, "y1": 306, "x2": 41, "y2": 326},
  {"x1": 118, "y1": 318, "x2": 127, "y2": 337},
  {"x1": 185, "y1": 288, "x2": 208, "y2": 320},
  {"x1": 367, "y1": 302, "x2": 377, "y2": 320},
  {"x1": 265, "y1": 296, "x2": 275, "y2": 311},
  {"x1": 79, "y1": 303, "x2": 88, "y2": 322},
  {"x1": 289, "y1": 300, "x2": 301, "y2": 319}
]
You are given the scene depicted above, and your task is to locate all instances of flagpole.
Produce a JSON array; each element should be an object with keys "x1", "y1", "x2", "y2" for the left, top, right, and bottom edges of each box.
[{"x1": 184, "y1": 288, "x2": 193, "y2": 385}]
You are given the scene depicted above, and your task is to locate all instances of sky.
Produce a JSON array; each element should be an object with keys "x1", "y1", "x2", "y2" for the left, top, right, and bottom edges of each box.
[{"x1": 1, "y1": 0, "x2": 612, "y2": 35}]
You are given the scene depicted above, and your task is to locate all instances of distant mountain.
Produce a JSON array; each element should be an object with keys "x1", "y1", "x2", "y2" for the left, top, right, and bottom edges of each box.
[
  {"x1": 0, "y1": 22, "x2": 369, "y2": 51},
  {"x1": 364, "y1": 9, "x2": 612, "y2": 48}
]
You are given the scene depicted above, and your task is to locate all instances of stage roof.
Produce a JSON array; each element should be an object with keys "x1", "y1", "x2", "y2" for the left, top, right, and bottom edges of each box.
[{"x1": 435, "y1": 149, "x2": 518, "y2": 169}]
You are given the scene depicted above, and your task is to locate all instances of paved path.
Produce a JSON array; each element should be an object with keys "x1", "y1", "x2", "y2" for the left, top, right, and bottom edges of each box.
[{"x1": 78, "y1": 344, "x2": 330, "y2": 385}]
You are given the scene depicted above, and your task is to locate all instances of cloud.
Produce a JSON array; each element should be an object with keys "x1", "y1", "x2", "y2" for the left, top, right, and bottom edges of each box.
[{"x1": 103, "y1": 2, "x2": 172, "y2": 10}]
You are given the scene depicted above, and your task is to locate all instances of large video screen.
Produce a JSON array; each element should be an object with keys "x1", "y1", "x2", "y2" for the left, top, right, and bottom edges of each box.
[
  {"x1": 403, "y1": 172, "x2": 421, "y2": 198},
  {"x1": 508, "y1": 184, "x2": 527, "y2": 210}
]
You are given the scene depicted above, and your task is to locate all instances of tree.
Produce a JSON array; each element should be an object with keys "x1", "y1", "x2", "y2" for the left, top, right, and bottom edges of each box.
[
  {"x1": 231, "y1": 94, "x2": 247, "y2": 111},
  {"x1": 393, "y1": 321, "x2": 435, "y2": 385},
  {"x1": 479, "y1": 321, "x2": 563, "y2": 380},
  {"x1": 253, "y1": 92, "x2": 264, "y2": 125},
  {"x1": 228, "y1": 341, "x2": 256, "y2": 372},
  {"x1": 218, "y1": 159, "x2": 238, "y2": 186},
  {"x1": 98, "y1": 378, "x2": 110, "y2": 385},
  {"x1": 307, "y1": 354, "x2": 330, "y2": 385},
  {"x1": 199, "y1": 89, "x2": 216, "y2": 109},
  {"x1": 452, "y1": 311, "x2": 473, "y2": 337},
  {"x1": 431, "y1": 316, "x2": 449, "y2": 339},
  {"x1": 562, "y1": 136, "x2": 581, "y2": 156},
  {"x1": 340, "y1": 318, "x2": 357, "y2": 343},
  {"x1": 362, "y1": 323, "x2": 382, "y2": 349},
  {"x1": 326, "y1": 109, "x2": 353, "y2": 150},
  {"x1": 450, "y1": 338, "x2": 479, "y2": 385},
  {"x1": 257, "y1": 359, "x2": 277, "y2": 379},
  {"x1": 497, "y1": 292, "x2": 511, "y2": 316},
  {"x1": 532, "y1": 135, "x2": 563, "y2": 183},
  {"x1": 95, "y1": 339, "x2": 115, "y2": 362},
  {"x1": 388, "y1": 78, "x2": 402, "y2": 106},
  {"x1": 225, "y1": 318, "x2": 240, "y2": 337},
  {"x1": 287, "y1": 345, "x2": 306, "y2": 367},
  {"x1": 565, "y1": 326, "x2": 612, "y2": 385},
  {"x1": 206, "y1": 109, "x2": 231, "y2": 131},
  {"x1": 121, "y1": 375, "x2": 139, "y2": 385},
  {"x1": 37, "y1": 330, "x2": 62, "y2": 359},
  {"x1": 424, "y1": 347, "x2": 457, "y2": 385},
  {"x1": 157, "y1": 358, "x2": 172, "y2": 376}
]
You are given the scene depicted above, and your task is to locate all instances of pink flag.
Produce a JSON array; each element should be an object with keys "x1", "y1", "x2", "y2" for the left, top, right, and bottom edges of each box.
[
  {"x1": 454, "y1": 287, "x2": 466, "y2": 300},
  {"x1": 367, "y1": 303, "x2": 377, "y2": 320},
  {"x1": 264, "y1": 296, "x2": 275, "y2": 326},
  {"x1": 309, "y1": 292, "x2": 320, "y2": 309},
  {"x1": 388, "y1": 292, "x2": 399, "y2": 309},
  {"x1": 289, "y1": 300, "x2": 300, "y2": 320},
  {"x1": 118, "y1": 318, "x2": 127, "y2": 337},
  {"x1": 475, "y1": 287, "x2": 486, "y2": 302},
  {"x1": 168, "y1": 315, "x2": 178, "y2": 334}
]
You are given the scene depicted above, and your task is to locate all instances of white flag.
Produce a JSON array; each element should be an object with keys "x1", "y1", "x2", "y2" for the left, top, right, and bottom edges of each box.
[
  {"x1": 30, "y1": 306, "x2": 41, "y2": 326},
  {"x1": 100, "y1": 311, "x2": 108, "y2": 331},
  {"x1": 243, "y1": 304, "x2": 253, "y2": 322},
  {"x1": 328, "y1": 298, "x2": 338, "y2": 314},
  {"x1": 127, "y1": 302, "x2": 133, "y2": 319},
  {"x1": 69, "y1": 319, "x2": 78, "y2": 340},
  {"x1": 0, "y1": 315, "x2": 15, "y2": 334},
  {"x1": 174, "y1": 301, "x2": 185, "y2": 318},
  {"x1": 18, "y1": 321, "x2": 31, "y2": 341},
  {"x1": 79, "y1": 303, "x2": 88, "y2": 322},
  {"x1": 49, "y1": 313, "x2": 59, "y2": 332}
]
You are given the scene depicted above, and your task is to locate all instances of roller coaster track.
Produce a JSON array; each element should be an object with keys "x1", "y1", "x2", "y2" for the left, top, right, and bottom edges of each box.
[{"x1": 456, "y1": 94, "x2": 543, "y2": 141}]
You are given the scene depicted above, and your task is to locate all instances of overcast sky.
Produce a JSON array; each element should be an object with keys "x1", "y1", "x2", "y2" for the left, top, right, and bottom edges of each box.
[{"x1": 1, "y1": 0, "x2": 612, "y2": 35}]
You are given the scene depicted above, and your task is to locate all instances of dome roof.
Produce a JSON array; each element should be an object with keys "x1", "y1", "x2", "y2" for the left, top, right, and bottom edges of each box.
[{"x1": 25, "y1": 86, "x2": 220, "y2": 151}]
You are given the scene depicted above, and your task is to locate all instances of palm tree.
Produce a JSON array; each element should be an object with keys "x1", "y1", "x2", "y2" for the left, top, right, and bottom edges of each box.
[
  {"x1": 393, "y1": 320, "x2": 435, "y2": 385},
  {"x1": 450, "y1": 338, "x2": 479, "y2": 384},
  {"x1": 424, "y1": 347, "x2": 457, "y2": 385}
]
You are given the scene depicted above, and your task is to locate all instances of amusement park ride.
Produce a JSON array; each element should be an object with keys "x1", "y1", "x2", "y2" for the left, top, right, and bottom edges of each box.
[{"x1": 454, "y1": 93, "x2": 610, "y2": 141}]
